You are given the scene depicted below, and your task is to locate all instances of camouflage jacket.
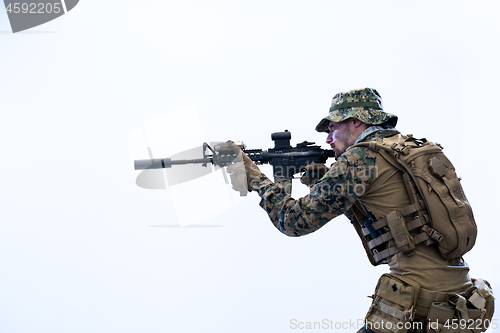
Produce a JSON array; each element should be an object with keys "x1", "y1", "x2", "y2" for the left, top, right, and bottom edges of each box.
[{"x1": 250, "y1": 129, "x2": 400, "y2": 237}]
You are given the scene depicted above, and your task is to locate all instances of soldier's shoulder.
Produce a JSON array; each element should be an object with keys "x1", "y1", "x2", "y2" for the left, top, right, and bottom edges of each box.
[
  {"x1": 339, "y1": 145, "x2": 377, "y2": 166},
  {"x1": 338, "y1": 130, "x2": 400, "y2": 166}
]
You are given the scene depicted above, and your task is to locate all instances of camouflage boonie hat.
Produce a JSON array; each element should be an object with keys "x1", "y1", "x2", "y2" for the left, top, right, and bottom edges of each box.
[{"x1": 315, "y1": 87, "x2": 398, "y2": 133}]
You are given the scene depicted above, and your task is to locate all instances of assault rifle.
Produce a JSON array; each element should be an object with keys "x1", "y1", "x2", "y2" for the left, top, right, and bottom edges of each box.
[{"x1": 134, "y1": 130, "x2": 335, "y2": 195}]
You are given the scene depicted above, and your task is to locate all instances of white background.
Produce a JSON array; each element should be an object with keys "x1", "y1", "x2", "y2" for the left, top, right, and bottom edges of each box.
[{"x1": 1, "y1": 1, "x2": 499, "y2": 332}]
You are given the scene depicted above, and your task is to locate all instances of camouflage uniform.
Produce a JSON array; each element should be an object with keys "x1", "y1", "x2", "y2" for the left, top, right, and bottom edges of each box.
[{"x1": 247, "y1": 88, "x2": 472, "y2": 333}]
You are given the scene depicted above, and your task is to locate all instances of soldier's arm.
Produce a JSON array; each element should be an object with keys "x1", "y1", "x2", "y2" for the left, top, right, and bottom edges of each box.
[{"x1": 250, "y1": 147, "x2": 377, "y2": 236}]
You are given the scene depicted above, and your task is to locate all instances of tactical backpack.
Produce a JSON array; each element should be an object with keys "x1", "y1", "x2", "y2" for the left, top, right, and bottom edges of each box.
[{"x1": 349, "y1": 134, "x2": 477, "y2": 266}]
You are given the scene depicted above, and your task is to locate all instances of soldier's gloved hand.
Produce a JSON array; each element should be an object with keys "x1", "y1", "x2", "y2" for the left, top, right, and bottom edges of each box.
[
  {"x1": 226, "y1": 161, "x2": 249, "y2": 196},
  {"x1": 300, "y1": 163, "x2": 329, "y2": 188},
  {"x1": 226, "y1": 147, "x2": 260, "y2": 196}
]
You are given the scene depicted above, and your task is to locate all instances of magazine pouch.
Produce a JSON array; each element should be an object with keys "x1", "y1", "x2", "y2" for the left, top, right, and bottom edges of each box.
[{"x1": 365, "y1": 274, "x2": 421, "y2": 333}]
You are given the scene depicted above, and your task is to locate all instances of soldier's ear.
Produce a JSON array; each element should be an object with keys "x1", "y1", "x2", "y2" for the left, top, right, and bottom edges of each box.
[{"x1": 352, "y1": 118, "x2": 363, "y2": 127}]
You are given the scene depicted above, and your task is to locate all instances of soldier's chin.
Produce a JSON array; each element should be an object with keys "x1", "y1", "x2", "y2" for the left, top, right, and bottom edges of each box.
[{"x1": 334, "y1": 149, "x2": 346, "y2": 159}]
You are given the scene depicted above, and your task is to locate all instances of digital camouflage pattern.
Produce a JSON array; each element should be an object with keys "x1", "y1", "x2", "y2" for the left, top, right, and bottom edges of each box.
[
  {"x1": 315, "y1": 87, "x2": 398, "y2": 133},
  {"x1": 249, "y1": 129, "x2": 399, "y2": 236}
]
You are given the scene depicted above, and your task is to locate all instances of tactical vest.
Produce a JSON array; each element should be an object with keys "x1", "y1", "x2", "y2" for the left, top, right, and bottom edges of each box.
[{"x1": 348, "y1": 134, "x2": 477, "y2": 266}]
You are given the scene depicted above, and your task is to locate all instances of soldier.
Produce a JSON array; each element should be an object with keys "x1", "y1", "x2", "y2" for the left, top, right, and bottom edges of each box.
[{"x1": 228, "y1": 88, "x2": 493, "y2": 333}]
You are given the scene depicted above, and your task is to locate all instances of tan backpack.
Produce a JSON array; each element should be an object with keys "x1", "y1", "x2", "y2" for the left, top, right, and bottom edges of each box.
[{"x1": 351, "y1": 134, "x2": 477, "y2": 265}]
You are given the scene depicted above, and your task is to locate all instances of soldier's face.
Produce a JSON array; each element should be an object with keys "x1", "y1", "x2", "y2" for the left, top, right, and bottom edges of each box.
[{"x1": 326, "y1": 120, "x2": 357, "y2": 158}]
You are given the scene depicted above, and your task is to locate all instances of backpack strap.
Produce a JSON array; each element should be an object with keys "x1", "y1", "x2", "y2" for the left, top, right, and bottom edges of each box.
[
  {"x1": 350, "y1": 202, "x2": 381, "y2": 266},
  {"x1": 372, "y1": 247, "x2": 399, "y2": 263},
  {"x1": 348, "y1": 140, "x2": 438, "y2": 264},
  {"x1": 350, "y1": 200, "x2": 432, "y2": 265}
]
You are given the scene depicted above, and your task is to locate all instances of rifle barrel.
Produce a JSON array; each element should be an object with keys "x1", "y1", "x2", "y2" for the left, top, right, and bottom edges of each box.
[
  {"x1": 134, "y1": 147, "x2": 333, "y2": 170},
  {"x1": 134, "y1": 158, "x2": 209, "y2": 170}
]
